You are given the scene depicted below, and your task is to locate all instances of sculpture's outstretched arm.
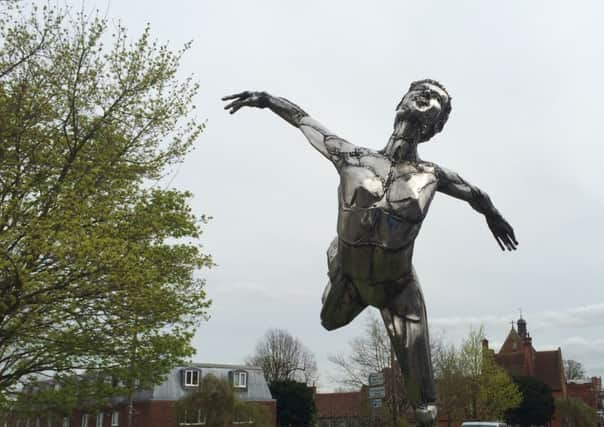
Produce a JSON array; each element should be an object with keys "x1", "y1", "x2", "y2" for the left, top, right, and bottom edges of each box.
[
  {"x1": 223, "y1": 91, "x2": 357, "y2": 165},
  {"x1": 435, "y1": 165, "x2": 518, "y2": 251}
]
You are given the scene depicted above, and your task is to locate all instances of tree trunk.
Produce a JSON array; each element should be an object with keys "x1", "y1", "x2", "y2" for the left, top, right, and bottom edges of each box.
[{"x1": 127, "y1": 388, "x2": 134, "y2": 427}]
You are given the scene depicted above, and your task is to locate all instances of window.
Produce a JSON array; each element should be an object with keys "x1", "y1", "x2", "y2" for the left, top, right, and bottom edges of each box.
[
  {"x1": 81, "y1": 414, "x2": 88, "y2": 427},
  {"x1": 95, "y1": 414, "x2": 103, "y2": 427},
  {"x1": 179, "y1": 409, "x2": 206, "y2": 426},
  {"x1": 233, "y1": 371, "x2": 247, "y2": 388},
  {"x1": 183, "y1": 369, "x2": 200, "y2": 387},
  {"x1": 62, "y1": 417, "x2": 70, "y2": 427},
  {"x1": 111, "y1": 411, "x2": 119, "y2": 427},
  {"x1": 233, "y1": 412, "x2": 253, "y2": 425}
]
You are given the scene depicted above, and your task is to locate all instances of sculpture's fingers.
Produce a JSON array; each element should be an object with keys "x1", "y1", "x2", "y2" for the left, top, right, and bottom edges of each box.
[
  {"x1": 223, "y1": 99, "x2": 243, "y2": 111},
  {"x1": 502, "y1": 233, "x2": 517, "y2": 251},
  {"x1": 228, "y1": 104, "x2": 243, "y2": 114},
  {"x1": 510, "y1": 229, "x2": 518, "y2": 246},
  {"x1": 504, "y1": 237, "x2": 515, "y2": 251},
  {"x1": 491, "y1": 230, "x2": 505, "y2": 251},
  {"x1": 503, "y1": 222, "x2": 518, "y2": 246},
  {"x1": 221, "y1": 91, "x2": 249, "y2": 101}
]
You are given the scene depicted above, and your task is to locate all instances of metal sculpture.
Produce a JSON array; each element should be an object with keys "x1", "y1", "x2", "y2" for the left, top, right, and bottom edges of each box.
[{"x1": 223, "y1": 80, "x2": 517, "y2": 426}]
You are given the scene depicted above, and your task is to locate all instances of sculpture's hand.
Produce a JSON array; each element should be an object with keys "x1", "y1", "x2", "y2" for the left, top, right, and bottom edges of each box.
[
  {"x1": 222, "y1": 91, "x2": 268, "y2": 114},
  {"x1": 487, "y1": 214, "x2": 518, "y2": 251}
]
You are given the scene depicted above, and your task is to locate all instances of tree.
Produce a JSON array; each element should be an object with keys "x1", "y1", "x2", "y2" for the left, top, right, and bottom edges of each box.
[
  {"x1": 328, "y1": 312, "x2": 407, "y2": 425},
  {"x1": 433, "y1": 342, "x2": 468, "y2": 427},
  {"x1": 433, "y1": 326, "x2": 521, "y2": 423},
  {"x1": 459, "y1": 326, "x2": 521, "y2": 420},
  {"x1": 477, "y1": 351, "x2": 522, "y2": 420},
  {"x1": 269, "y1": 379, "x2": 316, "y2": 427},
  {"x1": 175, "y1": 374, "x2": 270, "y2": 427},
  {"x1": 247, "y1": 329, "x2": 318, "y2": 386},
  {"x1": 0, "y1": 2, "x2": 210, "y2": 404},
  {"x1": 506, "y1": 376, "x2": 554, "y2": 427},
  {"x1": 564, "y1": 360, "x2": 586, "y2": 381},
  {"x1": 556, "y1": 396, "x2": 598, "y2": 427},
  {"x1": 328, "y1": 312, "x2": 391, "y2": 389}
]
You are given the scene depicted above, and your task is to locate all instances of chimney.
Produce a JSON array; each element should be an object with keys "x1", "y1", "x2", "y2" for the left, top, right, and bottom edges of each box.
[{"x1": 482, "y1": 338, "x2": 489, "y2": 351}]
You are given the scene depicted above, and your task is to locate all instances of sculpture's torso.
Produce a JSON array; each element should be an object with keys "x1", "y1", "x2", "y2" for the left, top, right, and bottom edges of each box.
[{"x1": 336, "y1": 149, "x2": 438, "y2": 287}]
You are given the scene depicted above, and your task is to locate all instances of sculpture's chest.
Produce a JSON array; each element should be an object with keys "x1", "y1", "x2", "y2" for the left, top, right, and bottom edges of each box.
[{"x1": 340, "y1": 159, "x2": 438, "y2": 221}]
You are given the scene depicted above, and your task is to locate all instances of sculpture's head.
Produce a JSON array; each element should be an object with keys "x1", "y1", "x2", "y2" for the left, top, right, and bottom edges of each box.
[{"x1": 394, "y1": 79, "x2": 452, "y2": 142}]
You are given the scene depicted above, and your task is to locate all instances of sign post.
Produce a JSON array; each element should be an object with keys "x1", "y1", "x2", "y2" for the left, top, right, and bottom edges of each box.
[{"x1": 368, "y1": 372, "x2": 385, "y2": 426}]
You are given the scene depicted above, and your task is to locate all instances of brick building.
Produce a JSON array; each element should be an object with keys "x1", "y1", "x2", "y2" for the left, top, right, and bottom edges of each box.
[
  {"x1": 314, "y1": 389, "x2": 370, "y2": 427},
  {"x1": 484, "y1": 316, "x2": 602, "y2": 426},
  {"x1": 3, "y1": 363, "x2": 276, "y2": 427},
  {"x1": 488, "y1": 316, "x2": 567, "y2": 400},
  {"x1": 566, "y1": 377, "x2": 602, "y2": 410}
]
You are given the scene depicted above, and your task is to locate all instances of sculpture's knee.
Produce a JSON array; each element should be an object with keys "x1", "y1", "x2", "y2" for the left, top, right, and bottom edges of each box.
[{"x1": 320, "y1": 306, "x2": 343, "y2": 331}]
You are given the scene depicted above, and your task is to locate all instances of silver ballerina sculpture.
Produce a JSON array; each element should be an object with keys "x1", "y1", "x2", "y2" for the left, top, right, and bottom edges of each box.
[{"x1": 223, "y1": 79, "x2": 517, "y2": 426}]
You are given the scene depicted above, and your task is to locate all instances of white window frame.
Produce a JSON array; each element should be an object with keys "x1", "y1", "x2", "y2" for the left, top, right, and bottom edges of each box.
[
  {"x1": 95, "y1": 413, "x2": 103, "y2": 427},
  {"x1": 81, "y1": 414, "x2": 89, "y2": 427},
  {"x1": 233, "y1": 371, "x2": 247, "y2": 388},
  {"x1": 179, "y1": 409, "x2": 206, "y2": 426},
  {"x1": 62, "y1": 417, "x2": 70, "y2": 427},
  {"x1": 183, "y1": 369, "x2": 200, "y2": 387},
  {"x1": 111, "y1": 411, "x2": 119, "y2": 427}
]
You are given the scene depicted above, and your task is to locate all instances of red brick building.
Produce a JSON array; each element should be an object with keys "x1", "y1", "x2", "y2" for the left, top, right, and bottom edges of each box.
[
  {"x1": 314, "y1": 389, "x2": 370, "y2": 427},
  {"x1": 566, "y1": 377, "x2": 602, "y2": 410},
  {"x1": 2, "y1": 363, "x2": 276, "y2": 427},
  {"x1": 485, "y1": 316, "x2": 602, "y2": 427},
  {"x1": 489, "y1": 317, "x2": 567, "y2": 400}
]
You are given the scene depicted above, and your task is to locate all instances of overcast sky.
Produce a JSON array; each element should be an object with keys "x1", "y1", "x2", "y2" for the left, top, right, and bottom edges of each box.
[{"x1": 70, "y1": 0, "x2": 604, "y2": 390}]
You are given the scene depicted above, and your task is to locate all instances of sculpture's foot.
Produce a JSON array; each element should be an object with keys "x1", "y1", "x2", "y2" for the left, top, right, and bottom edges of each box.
[{"x1": 415, "y1": 403, "x2": 438, "y2": 427}]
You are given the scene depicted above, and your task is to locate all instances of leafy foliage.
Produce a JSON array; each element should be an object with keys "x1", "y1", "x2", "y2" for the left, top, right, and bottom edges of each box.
[
  {"x1": 175, "y1": 374, "x2": 271, "y2": 427},
  {"x1": 506, "y1": 376, "x2": 554, "y2": 427},
  {"x1": 433, "y1": 326, "x2": 521, "y2": 423},
  {"x1": 0, "y1": 2, "x2": 210, "y2": 405},
  {"x1": 269, "y1": 379, "x2": 316, "y2": 427},
  {"x1": 477, "y1": 350, "x2": 522, "y2": 420},
  {"x1": 433, "y1": 342, "x2": 467, "y2": 426},
  {"x1": 555, "y1": 396, "x2": 598, "y2": 427},
  {"x1": 247, "y1": 329, "x2": 318, "y2": 386}
]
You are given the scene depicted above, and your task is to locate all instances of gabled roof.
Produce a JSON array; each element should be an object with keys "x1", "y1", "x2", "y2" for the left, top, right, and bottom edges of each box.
[
  {"x1": 187, "y1": 362, "x2": 264, "y2": 371},
  {"x1": 534, "y1": 350, "x2": 564, "y2": 391},
  {"x1": 499, "y1": 327, "x2": 523, "y2": 354},
  {"x1": 493, "y1": 317, "x2": 566, "y2": 394}
]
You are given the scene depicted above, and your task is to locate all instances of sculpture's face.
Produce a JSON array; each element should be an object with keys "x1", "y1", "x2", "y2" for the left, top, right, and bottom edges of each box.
[{"x1": 394, "y1": 82, "x2": 449, "y2": 141}]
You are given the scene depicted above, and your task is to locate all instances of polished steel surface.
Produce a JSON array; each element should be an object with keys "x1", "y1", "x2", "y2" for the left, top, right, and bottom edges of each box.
[{"x1": 223, "y1": 81, "x2": 517, "y2": 426}]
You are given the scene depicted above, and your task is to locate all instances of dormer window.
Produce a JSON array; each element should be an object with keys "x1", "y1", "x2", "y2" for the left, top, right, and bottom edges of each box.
[
  {"x1": 183, "y1": 368, "x2": 201, "y2": 388},
  {"x1": 232, "y1": 371, "x2": 248, "y2": 389}
]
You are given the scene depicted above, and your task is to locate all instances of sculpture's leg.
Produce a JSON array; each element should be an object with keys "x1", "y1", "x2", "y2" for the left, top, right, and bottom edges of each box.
[
  {"x1": 320, "y1": 238, "x2": 366, "y2": 330},
  {"x1": 380, "y1": 268, "x2": 437, "y2": 427}
]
